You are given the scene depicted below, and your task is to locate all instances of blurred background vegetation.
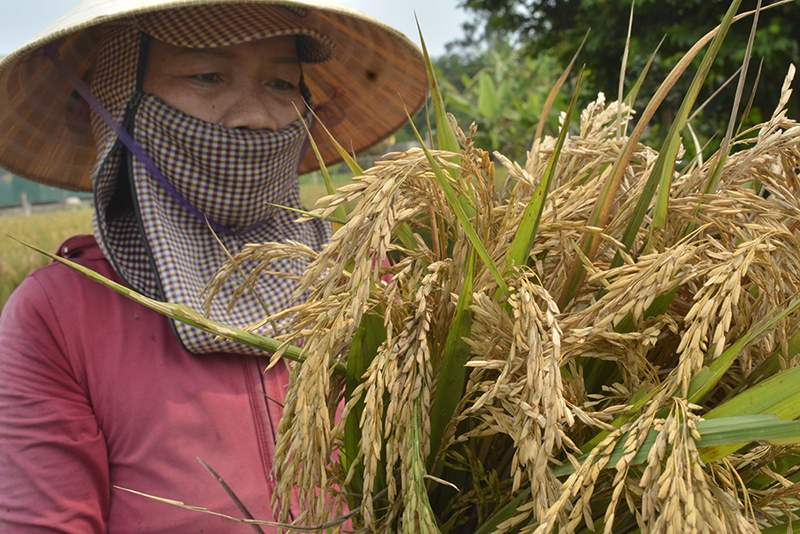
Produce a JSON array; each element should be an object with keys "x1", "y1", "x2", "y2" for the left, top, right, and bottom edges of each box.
[
  {"x1": 436, "y1": 0, "x2": 800, "y2": 160},
  {"x1": 0, "y1": 210, "x2": 93, "y2": 310}
]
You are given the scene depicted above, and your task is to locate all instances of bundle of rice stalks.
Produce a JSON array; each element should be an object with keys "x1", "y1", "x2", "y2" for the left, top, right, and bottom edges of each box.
[
  {"x1": 245, "y1": 75, "x2": 800, "y2": 533},
  {"x1": 41, "y1": 0, "x2": 800, "y2": 532}
]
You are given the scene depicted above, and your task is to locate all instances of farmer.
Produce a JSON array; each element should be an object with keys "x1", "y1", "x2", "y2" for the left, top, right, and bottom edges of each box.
[{"x1": 0, "y1": 0, "x2": 426, "y2": 531}]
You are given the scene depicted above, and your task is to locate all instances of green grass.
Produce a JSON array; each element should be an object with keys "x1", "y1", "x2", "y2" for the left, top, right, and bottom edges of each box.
[
  {"x1": 298, "y1": 168, "x2": 354, "y2": 208},
  {"x1": 0, "y1": 173, "x2": 355, "y2": 312},
  {"x1": 1, "y1": 209, "x2": 94, "y2": 311}
]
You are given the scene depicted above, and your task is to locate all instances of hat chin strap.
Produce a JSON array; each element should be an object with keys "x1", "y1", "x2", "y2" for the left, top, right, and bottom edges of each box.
[{"x1": 44, "y1": 40, "x2": 279, "y2": 237}]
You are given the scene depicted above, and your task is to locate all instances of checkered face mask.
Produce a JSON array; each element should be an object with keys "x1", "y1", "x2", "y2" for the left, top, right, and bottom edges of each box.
[{"x1": 134, "y1": 92, "x2": 307, "y2": 232}]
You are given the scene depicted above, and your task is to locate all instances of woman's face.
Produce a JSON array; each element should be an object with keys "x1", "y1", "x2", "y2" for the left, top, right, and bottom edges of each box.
[{"x1": 142, "y1": 36, "x2": 303, "y2": 131}]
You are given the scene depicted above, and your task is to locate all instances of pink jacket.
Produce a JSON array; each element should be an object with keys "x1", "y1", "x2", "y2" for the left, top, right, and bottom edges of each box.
[{"x1": 0, "y1": 235, "x2": 296, "y2": 533}]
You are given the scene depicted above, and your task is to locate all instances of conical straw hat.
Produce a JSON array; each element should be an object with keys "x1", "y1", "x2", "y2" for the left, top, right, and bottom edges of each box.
[{"x1": 0, "y1": 0, "x2": 428, "y2": 192}]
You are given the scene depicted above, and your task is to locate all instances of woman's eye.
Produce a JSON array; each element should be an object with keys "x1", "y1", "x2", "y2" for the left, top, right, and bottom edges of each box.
[
  {"x1": 269, "y1": 79, "x2": 297, "y2": 91},
  {"x1": 191, "y1": 73, "x2": 221, "y2": 84}
]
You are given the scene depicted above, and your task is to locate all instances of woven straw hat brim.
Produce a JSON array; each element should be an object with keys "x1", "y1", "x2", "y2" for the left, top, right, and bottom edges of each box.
[{"x1": 0, "y1": 0, "x2": 428, "y2": 192}]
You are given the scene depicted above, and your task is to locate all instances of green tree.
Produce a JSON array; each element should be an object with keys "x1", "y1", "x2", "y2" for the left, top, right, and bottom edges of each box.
[
  {"x1": 436, "y1": 43, "x2": 568, "y2": 161},
  {"x1": 457, "y1": 0, "x2": 800, "y2": 153},
  {"x1": 395, "y1": 45, "x2": 566, "y2": 163}
]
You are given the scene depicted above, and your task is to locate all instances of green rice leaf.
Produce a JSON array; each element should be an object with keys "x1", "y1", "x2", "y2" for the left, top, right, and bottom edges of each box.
[
  {"x1": 395, "y1": 222, "x2": 421, "y2": 254},
  {"x1": 472, "y1": 489, "x2": 532, "y2": 534},
  {"x1": 427, "y1": 248, "x2": 476, "y2": 472},
  {"x1": 505, "y1": 68, "x2": 584, "y2": 276},
  {"x1": 405, "y1": 107, "x2": 510, "y2": 298},
  {"x1": 699, "y1": 366, "x2": 800, "y2": 462},
  {"x1": 761, "y1": 521, "x2": 800, "y2": 534},
  {"x1": 724, "y1": 329, "x2": 800, "y2": 400},
  {"x1": 687, "y1": 297, "x2": 800, "y2": 403},
  {"x1": 403, "y1": 399, "x2": 442, "y2": 534},
  {"x1": 650, "y1": 0, "x2": 744, "y2": 233},
  {"x1": 557, "y1": 415, "x2": 800, "y2": 477},
  {"x1": 416, "y1": 22, "x2": 459, "y2": 156},
  {"x1": 305, "y1": 106, "x2": 364, "y2": 177},
  {"x1": 624, "y1": 37, "x2": 664, "y2": 112},
  {"x1": 417, "y1": 22, "x2": 476, "y2": 219},
  {"x1": 343, "y1": 312, "x2": 386, "y2": 507},
  {"x1": 699, "y1": 415, "x2": 800, "y2": 448},
  {"x1": 296, "y1": 110, "x2": 347, "y2": 231},
  {"x1": 686, "y1": 0, "x2": 762, "y2": 235},
  {"x1": 476, "y1": 73, "x2": 500, "y2": 120}
]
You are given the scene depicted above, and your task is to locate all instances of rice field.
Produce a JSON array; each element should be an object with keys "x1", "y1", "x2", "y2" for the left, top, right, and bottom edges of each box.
[{"x1": 0, "y1": 209, "x2": 94, "y2": 311}]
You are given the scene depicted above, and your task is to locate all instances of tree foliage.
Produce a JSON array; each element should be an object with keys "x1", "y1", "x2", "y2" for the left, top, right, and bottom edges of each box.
[
  {"x1": 457, "y1": 0, "x2": 800, "y2": 151},
  {"x1": 395, "y1": 45, "x2": 567, "y2": 163},
  {"x1": 437, "y1": 44, "x2": 567, "y2": 161}
]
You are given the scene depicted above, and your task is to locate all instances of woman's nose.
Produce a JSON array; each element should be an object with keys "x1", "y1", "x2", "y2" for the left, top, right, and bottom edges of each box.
[{"x1": 219, "y1": 85, "x2": 285, "y2": 131}]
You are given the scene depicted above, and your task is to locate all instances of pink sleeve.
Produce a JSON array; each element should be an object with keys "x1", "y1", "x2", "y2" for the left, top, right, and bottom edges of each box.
[{"x1": 0, "y1": 273, "x2": 109, "y2": 533}]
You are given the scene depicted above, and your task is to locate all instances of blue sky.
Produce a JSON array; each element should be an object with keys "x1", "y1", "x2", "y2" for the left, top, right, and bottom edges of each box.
[{"x1": 0, "y1": 0, "x2": 471, "y2": 56}]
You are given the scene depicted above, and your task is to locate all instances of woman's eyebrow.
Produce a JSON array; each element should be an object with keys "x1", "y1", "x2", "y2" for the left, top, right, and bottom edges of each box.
[
  {"x1": 171, "y1": 48, "x2": 300, "y2": 65},
  {"x1": 172, "y1": 48, "x2": 236, "y2": 60}
]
